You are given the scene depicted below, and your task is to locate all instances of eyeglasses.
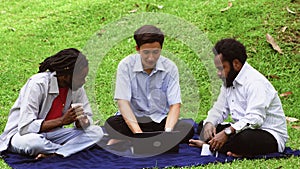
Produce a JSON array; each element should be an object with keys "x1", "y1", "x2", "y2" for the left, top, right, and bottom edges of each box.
[{"x1": 140, "y1": 49, "x2": 161, "y2": 55}]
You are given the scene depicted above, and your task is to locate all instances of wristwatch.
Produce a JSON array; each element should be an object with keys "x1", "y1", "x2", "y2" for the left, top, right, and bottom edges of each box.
[{"x1": 224, "y1": 127, "x2": 233, "y2": 136}]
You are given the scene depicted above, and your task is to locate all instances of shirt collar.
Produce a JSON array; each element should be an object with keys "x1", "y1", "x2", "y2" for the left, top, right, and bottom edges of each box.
[
  {"x1": 233, "y1": 62, "x2": 250, "y2": 86},
  {"x1": 133, "y1": 54, "x2": 143, "y2": 72},
  {"x1": 49, "y1": 72, "x2": 59, "y2": 94},
  {"x1": 133, "y1": 54, "x2": 166, "y2": 73},
  {"x1": 155, "y1": 57, "x2": 165, "y2": 71}
]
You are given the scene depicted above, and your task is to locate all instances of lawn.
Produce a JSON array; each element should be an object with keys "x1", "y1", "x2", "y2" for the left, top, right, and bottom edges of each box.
[{"x1": 0, "y1": 0, "x2": 299, "y2": 168}]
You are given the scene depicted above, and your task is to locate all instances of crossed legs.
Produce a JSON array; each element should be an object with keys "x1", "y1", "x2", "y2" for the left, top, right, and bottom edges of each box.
[{"x1": 9, "y1": 125, "x2": 103, "y2": 159}]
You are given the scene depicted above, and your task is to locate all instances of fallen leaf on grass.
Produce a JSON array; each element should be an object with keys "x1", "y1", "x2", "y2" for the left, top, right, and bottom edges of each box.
[
  {"x1": 94, "y1": 120, "x2": 101, "y2": 125},
  {"x1": 128, "y1": 9, "x2": 138, "y2": 13},
  {"x1": 157, "y1": 5, "x2": 164, "y2": 9},
  {"x1": 146, "y1": 3, "x2": 163, "y2": 11},
  {"x1": 7, "y1": 27, "x2": 16, "y2": 32},
  {"x1": 266, "y1": 33, "x2": 283, "y2": 54},
  {"x1": 292, "y1": 125, "x2": 300, "y2": 130},
  {"x1": 280, "y1": 91, "x2": 293, "y2": 97},
  {"x1": 280, "y1": 26, "x2": 288, "y2": 33},
  {"x1": 266, "y1": 74, "x2": 280, "y2": 79},
  {"x1": 220, "y1": 1, "x2": 233, "y2": 12},
  {"x1": 286, "y1": 7, "x2": 296, "y2": 14},
  {"x1": 250, "y1": 47, "x2": 257, "y2": 53},
  {"x1": 286, "y1": 116, "x2": 299, "y2": 123}
]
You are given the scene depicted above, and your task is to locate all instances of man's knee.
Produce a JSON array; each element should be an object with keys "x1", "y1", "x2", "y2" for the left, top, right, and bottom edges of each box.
[
  {"x1": 104, "y1": 115, "x2": 128, "y2": 136},
  {"x1": 11, "y1": 133, "x2": 47, "y2": 156},
  {"x1": 175, "y1": 119, "x2": 195, "y2": 143},
  {"x1": 85, "y1": 125, "x2": 104, "y2": 142}
]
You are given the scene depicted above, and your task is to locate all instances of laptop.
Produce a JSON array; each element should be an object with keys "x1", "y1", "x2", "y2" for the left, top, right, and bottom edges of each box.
[{"x1": 131, "y1": 131, "x2": 181, "y2": 155}]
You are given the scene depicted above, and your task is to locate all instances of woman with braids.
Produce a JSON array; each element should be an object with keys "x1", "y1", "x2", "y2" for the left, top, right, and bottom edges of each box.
[{"x1": 0, "y1": 48, "x2": 103, "y2": 159}]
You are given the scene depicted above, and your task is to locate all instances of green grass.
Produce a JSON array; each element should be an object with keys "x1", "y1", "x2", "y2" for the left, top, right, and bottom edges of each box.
[{"x1": 1, "y1": 0, "x2": 300, "y2": 168}]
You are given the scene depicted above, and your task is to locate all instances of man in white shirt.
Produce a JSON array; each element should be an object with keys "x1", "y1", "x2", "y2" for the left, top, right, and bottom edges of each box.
[{"x1": 189, "y1": 38, "x2": 288, "y2": 157}]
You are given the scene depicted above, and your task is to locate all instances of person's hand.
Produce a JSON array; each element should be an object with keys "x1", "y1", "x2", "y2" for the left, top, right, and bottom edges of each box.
[
  {"x1": 72, "y1": 105, "x2": 90, "y2": 128},
  {"x1": 61, "y1": 107, "x2": 78, "y2": 125},
  {"x1": 75, "y1": 115, "x2": 90, "y2": 129},
  {"x1": 189, "y1": 139, "x2": 205, "y2": 148},
  {"x1": 73, "y1": 105, "x2": 84, "y2": 118},
  {"x1": 208, "y1": 130, "x2": 228, "y2": 151},
  {"x1": 203, "y1": 122, "x2": 216, "y2": 141}
]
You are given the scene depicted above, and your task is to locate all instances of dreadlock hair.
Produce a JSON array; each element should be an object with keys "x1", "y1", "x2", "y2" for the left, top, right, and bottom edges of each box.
[
  {"x1": 38, "y1": 48, "x2": 88, "y2": 76},
  {"x1": 134, "y1": 25, "x2": 164, "y2": 48},
  {"x1": 213, "y1": 38, "x2": 247, "y2": 65}
]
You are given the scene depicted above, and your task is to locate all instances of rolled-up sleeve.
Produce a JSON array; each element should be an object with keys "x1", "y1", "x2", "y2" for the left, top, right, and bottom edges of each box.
[
  {"x1": 167, "y1": 66, "x2": 181, "y2": 105},
  {"x1": 114, "y1": 61, "x2": 132, "y2": 101},
  {"x1": 231, "y1": 80, "x2": 267, "y2": 132}
]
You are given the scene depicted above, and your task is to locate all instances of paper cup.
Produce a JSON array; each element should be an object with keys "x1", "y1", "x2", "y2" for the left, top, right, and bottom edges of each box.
[
  {"x1": 71, "y1": 103, "x2": 83, "y2": 108},
  {"x1": 71, "y1": 103, "x2": 84, "y2": 116}
]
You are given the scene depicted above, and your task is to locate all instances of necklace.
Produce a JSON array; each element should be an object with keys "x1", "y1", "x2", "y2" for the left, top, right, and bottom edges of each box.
[
  {"x1": 57, "y1": 95, "x2": 65, "y2": 107},
  {"x1": 58, "y1": 88, "x2": 68, "y2": 108}
]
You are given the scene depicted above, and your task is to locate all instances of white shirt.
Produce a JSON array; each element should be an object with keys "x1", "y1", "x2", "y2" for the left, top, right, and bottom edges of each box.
[
  {"x1": 0, "y1": 72, "x2": 92, "y2": 152},
  {"x1": 205, "y1": 62, "x2": 288, "y2": 152}
]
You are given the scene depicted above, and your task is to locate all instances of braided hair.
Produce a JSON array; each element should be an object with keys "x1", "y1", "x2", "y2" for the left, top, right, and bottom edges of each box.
[{"x1": 38, "y1": 48, "x2": 88, "y2": 76}]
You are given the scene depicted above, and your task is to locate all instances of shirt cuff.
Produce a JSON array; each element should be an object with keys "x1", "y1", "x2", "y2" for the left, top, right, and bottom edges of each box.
[
  {"x1": 231, "y1": 121, "x2": 249, "y2": 133},
  {"x1": 28, "y1": 119, "x2": 44, "y2": 133}
]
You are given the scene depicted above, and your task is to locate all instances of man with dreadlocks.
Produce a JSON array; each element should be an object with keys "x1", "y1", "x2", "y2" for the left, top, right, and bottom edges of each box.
[{"x1": 0, "y1": 48, "x2": 103, "y2": 159}]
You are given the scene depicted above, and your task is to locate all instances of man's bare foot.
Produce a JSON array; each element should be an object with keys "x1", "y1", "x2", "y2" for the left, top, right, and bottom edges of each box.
[
  {"x1": 106, "y1": 139, "x2": 123, "y2": 145},
  {"x1": 35, "y1": 153, "x2": 56, "y2": 160},
  {"x1": 227, "y1": 151, "x2": 243, "y2": 158},
  {"x1": 188, "y1": 139, "x2": 205, "y2": 148}
]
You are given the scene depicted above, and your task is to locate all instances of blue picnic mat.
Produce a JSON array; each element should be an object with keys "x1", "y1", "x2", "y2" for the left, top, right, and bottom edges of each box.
[{"x1": 2, "y1": 121, "x2": 300, "y2": 169}]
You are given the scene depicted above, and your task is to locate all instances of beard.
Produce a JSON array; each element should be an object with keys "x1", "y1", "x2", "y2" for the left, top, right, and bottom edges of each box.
[{"x1": 224, "y1": 63, "x2": 239, "y2": 88}]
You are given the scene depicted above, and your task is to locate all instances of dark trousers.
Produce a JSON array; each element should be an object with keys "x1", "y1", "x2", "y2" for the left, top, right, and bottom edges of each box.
[
  {"x1": 104, "y1": 115, "x2": 194, "y2": 144},
  {"x1": 197, "y1": 121, "x2": 278, "y2": 157}
]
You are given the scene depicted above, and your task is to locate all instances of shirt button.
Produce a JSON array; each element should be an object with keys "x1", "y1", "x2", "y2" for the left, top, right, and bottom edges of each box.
[
  {"x1": 233, "y1": 87, "x2": 235, "y2": 89},
  {"x1": 232, "y1": 100, "x2": 234, "y2": 102}
]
